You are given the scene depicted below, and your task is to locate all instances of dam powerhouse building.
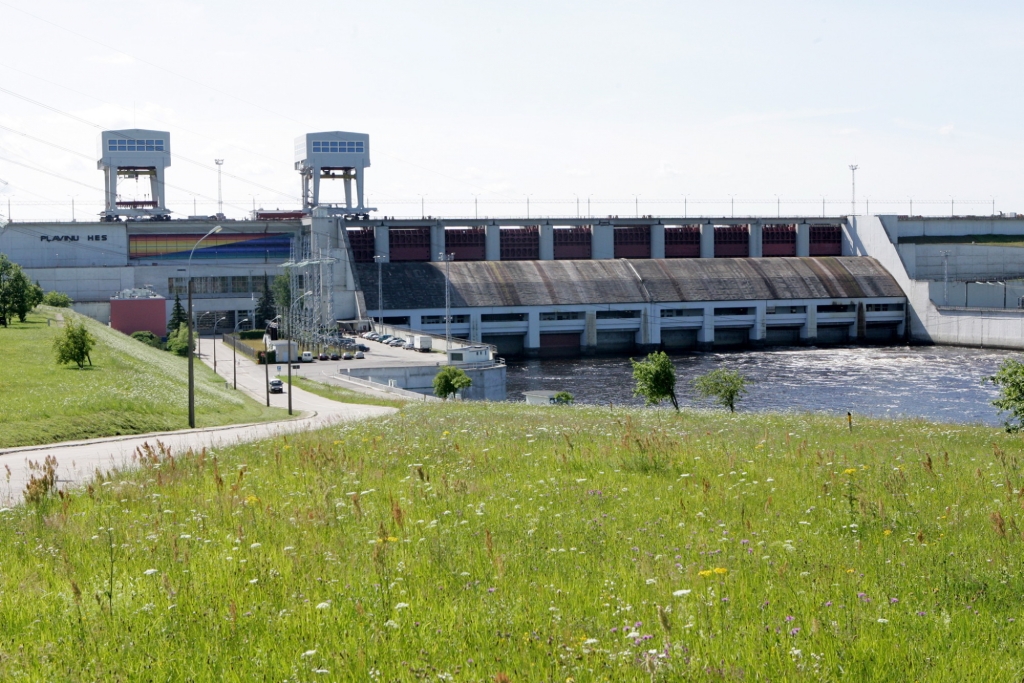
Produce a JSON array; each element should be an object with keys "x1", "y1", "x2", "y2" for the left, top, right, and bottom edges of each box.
[{"x1": 2, "y1": 128, "x2": 1022, "y2": 355}]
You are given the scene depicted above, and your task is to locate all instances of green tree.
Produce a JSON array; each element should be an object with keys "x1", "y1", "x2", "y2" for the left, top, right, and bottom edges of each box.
[
  {"x1": 130, "y1": 330, "x2": 163, "y2": 349},
  {"x1": 41, "y1": 291, "x2": 73, "y2": 307},
  {"x1": 0, "y1": 253, "x2": 35, "y2": 326},
  {"x1": 165, "y1": 323, "x2": 190, "y2": 357},
  {"x1": 255, "y1": 274, "x2": 276, "y2": 329},
  {"x1": 53, "y1": 318, "x2": 96, "y2": 369},
  {"x1": 630, "y1": 351, "x2": 679, "y2": 410},
  {"x1": 433, "y1": 365, "x2": 472, "y2": 400},
  {"x1": 9, "y1": 269, "x2": 38, "y2": 322},
  {"x1": 553, "y1": 391, "x2": 574, "y2": 405},
  {"x1": 985, "y1": 358, "x2": 1024, "y2": 433},
  {"x1": 271, "y1": 274, "x2": 291, "y2": 316},
  {"x1": 167, "y1": 293, "x2": 187, "y2": 334},
  {"x1": 692, "y1": 368, "x2": 748, "y2": 413}
]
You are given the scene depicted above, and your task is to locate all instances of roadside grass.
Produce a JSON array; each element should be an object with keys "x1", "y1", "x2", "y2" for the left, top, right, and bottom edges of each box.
[
  {"x1": 0, "y1": 308, "x2": 287, "y2": 448},
  {"x1": 279, "y1": 374, "x2": 407, "y2": 409},
  {"x1": 4, "y1": 403, "x2": 1024, "y2": 679}
]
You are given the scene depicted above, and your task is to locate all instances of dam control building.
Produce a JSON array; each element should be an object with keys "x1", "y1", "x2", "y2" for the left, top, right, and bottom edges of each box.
[{"x1": 1, "y1": 128, "x2": 1021, "y2": 355}]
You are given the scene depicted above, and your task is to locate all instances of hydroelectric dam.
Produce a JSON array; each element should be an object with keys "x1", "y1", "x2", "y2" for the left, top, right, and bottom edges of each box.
[{"x1": 2, "y1": 128, "x2": 1023, "y2": 371}]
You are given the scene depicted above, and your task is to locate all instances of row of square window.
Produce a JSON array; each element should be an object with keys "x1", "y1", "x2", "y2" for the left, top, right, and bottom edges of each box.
[
  {"x1": 311, "y1": 141, "x2": 365, "y2": 153},
  {"x1": 107, "y1": 140, "x2": 165, "y2": 152}
]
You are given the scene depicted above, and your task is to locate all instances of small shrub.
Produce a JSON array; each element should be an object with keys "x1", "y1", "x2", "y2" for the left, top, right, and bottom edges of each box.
[
  {"x1": 985, "y1": 357, "x2": 1024, "y2": 432},
  {"x1": 165, "y1": 323, "x2": 190, "y2": 357},
  {"x1": 130, "y1": 330, "x2": 163, "y2": 349},
  {"x1": 239, "y1": 329, "x2": 266, "y2": 340},
  {"x1": 553, "y1": 391, "x2": 574, "y2": 405},
  {"x1": 41, "y1": 291, "x2": 73, "y2": 307}
]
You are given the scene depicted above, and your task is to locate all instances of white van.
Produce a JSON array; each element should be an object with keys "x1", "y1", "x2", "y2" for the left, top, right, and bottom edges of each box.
[{"x1": 301, "y1": 351, "x2": 313, "y2": 363}]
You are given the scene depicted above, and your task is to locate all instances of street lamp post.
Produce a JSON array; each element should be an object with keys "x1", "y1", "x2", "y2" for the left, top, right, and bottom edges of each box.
[
  {"x1": 849, "y1": 165, "x2": 859, "y2": 216},
  {"x1": 212, "y1": 316, "x2": 227, "y2": 375},
  {"x1": 373, "y1": 254, "x2": 386, "y2": 332},
  {"x1": 187, "y1": 225, "x2": 222, "y2": 428},
  {"x1": 287, "y1": 291, "x2": 313, "y2": 415},
  {"x1": 438, "y1": 252, "x2": 454, "y2": 353},
  {"x1": 232, "y1": 317, "x2": 249, "y2": 390}
]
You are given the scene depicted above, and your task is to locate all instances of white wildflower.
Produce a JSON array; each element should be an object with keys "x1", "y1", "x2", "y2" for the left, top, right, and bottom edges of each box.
[
  {"x1": 673, "y1": 589, "x2": 691, "y2": 597},
  {"x1": 143, "y1": 568, "x2": 158, "y2": 576}
]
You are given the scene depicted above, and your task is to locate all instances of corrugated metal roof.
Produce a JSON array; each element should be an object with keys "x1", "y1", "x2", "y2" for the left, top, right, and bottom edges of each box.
[{"x1": 356, "y1": 257, "x2": 904, "y2": 310}]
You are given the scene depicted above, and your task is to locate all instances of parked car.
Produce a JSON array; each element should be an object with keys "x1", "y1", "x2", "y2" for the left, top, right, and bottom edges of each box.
[
  {"x1": 318, "y1": 353, "x2": 329, "y2": 361},
  {"x1": 301, "y1": 351, "x2": 313, "y2": 363},
  {"x1": 269, "y1": 379, "x2": 284, "y2": 394},
  {"x1": 330, "y1": 352, "x2": 340, "y2": 360},
  {"x1": 403, "y1": 341, "x2": 416, "y2": 350},
  {"x1": 354, "y1": 351, "x2": 365, "y2": 359},
  {"x1": 379, "y1": 334, "x2": 392, "y2": 342},
  {"x1": 356, "y1": 344, "x2": 369, "y2": 352},
  {"x1": 342, "y1": 352, "x2": 353, "y2": 360}
]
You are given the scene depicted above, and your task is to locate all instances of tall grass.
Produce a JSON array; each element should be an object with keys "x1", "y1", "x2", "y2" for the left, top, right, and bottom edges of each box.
[
  {"x1": 2, "y1": 403, "x2": 1023, "y2": 680},
  {"x1": 0, "y1": 309, "x2": 286, "y2": 447}
]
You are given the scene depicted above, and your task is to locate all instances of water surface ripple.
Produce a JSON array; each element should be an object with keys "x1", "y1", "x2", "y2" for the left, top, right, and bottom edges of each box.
[{"x1": 506, "y1": 346, "x2": 1019, "y2": 426}]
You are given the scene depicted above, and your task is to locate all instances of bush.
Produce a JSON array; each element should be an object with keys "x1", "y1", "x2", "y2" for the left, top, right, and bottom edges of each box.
[
  {"x1": 985, "y1": 358, "x2": 1024, "y2": 432},
  {"x1": 256, "y1": 349, "x2": 277, "y2": 365},
  {"x1": 165, "y1": 323, "x2": 190, "y2": 357},
  {"x1": 433, "y1": 365, "x2": 472, "y2": 400},
  {"x1": 53, "y1": 318, "x2": 96, "y2": 369},
  {"x1": 239, "y1": 329, "x2": 266, "y2": 340},
  {"x1": 692, "y1": 368, "x2": 748, "y2": 412},
  {"x1": 130, "y1": 330, "x2": 163, "y2": 349},
  {"x1": 41, "y1": 291, "x2": 73, "y2": 307},
  {"x1": 553, "y1": 391, "x2": 574, "y2": 405}
]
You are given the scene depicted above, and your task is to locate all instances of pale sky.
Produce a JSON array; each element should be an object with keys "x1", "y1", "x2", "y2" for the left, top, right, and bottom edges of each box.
[{"x1": 1, "y1": 0, "x2": 1022, "y2": 221}]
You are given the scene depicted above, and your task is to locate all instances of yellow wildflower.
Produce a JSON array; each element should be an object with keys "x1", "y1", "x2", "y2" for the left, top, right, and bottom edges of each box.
[
  {"x1": 883, "y1": 529, "x2": 892, "y2": 536},
  {"x1": 846, "y1": 568, "x2": 855, "y2": 574},
  {"x1": 843, "y1": 468, "x2": 857, "y2": 475},
  {"x1": 714, "y1": 567, "x2": 728, "y2": 575},
  {"x1": 698, "y1": 569, "x2": 714, "y2": 578}
]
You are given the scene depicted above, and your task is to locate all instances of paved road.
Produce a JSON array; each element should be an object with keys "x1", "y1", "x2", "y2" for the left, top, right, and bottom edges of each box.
[{"x1": 0, "y1": 342, "x2": 396, "y2": 504}]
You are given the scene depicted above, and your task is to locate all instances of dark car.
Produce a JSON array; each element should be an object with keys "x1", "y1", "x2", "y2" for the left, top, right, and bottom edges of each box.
[
  {"x1": 330, "y1": 352, "x2": 340, "y2": 361},
  {"x1": 269, "y1": 379, "x2": 284, "y2": 394},
  {"x1": 356, "y1": 344, "x2": 369, "y2": 352},
  {"x1": 318, "y1": 353, "x2": 329, "y2": 361}
]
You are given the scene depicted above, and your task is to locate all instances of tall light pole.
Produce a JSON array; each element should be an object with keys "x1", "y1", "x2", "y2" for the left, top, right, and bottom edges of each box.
[
  {"x1": 849, "y1": 164, "x2": 858, "y2": 216},
  {"x1": 525, "y1": 195, "x2": 531, "y2": 220},
  {"x1": 633, "y1": 194, "x2": 640, "y2": 218},
  {"x1": 287, "y1": 291, "x2": 313, "y2": 415},
  {"x1": 212, "y1": 316, "x2": 227, "y2": 375},
  {"x1": 232, "y1": 317, "x2": 249, "y2": 390},
  {"x1": 187, "y1": 225, "x2": 222, "y2": 428},
  {"x1": 573, "y1": 194, "x2": 580, "y2": 218},
  {"x1": 438, "y1": 252, "x2": 454, "y2": 353},
  {"x1": 373, "y1": 254, "x2": 386, "y2": 332},
  {"x1": 68, "y1": 194, "x2": 78, "y2": 222},
  {"x1": 215, "y1": 159, "x2": 224, "y2": 216}
]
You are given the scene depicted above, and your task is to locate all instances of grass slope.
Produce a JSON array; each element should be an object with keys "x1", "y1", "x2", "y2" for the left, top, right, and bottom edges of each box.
[
  {"x1": 3, "y1": 404, "x2": 1024, "y2": 680},
  {"x1": 0, "y1": 309, "x2": 286, "y2": 448},
  {"x1": 282, "y1": 374, "x2": 407, "y2": 409}
]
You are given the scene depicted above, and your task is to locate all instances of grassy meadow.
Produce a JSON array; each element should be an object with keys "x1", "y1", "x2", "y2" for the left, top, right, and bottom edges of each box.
[
  {"x1": 3, "y1": 402, "x2": 1024, "y2": 680},
  {"x1": 0, "y1": 309, "x2": 286, "y2": 448}
]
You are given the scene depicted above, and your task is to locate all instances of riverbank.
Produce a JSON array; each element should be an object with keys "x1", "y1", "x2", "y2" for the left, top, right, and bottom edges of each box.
[
  {"x1": 0, "y1": 309, "x2": 286, "y2": 448},
  {"x1": 3, "y1": 402, "x2": 1023, "y2": 679}
]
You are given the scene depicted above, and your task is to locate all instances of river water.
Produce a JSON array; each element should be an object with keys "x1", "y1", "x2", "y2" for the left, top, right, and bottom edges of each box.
[{"x1": 505, "y1": 346, "x2": 1021, "y2": 426}]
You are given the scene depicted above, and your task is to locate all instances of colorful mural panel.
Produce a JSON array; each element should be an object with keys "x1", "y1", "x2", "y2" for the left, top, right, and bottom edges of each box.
[{"x1": 129, "y1": 233, "x2": 292, "y2": 260}]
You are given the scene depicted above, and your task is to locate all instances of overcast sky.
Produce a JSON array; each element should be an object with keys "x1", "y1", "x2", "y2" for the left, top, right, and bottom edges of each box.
[{"x1": 1, "y1": 0, "x2": 1022, "y2": 221}]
